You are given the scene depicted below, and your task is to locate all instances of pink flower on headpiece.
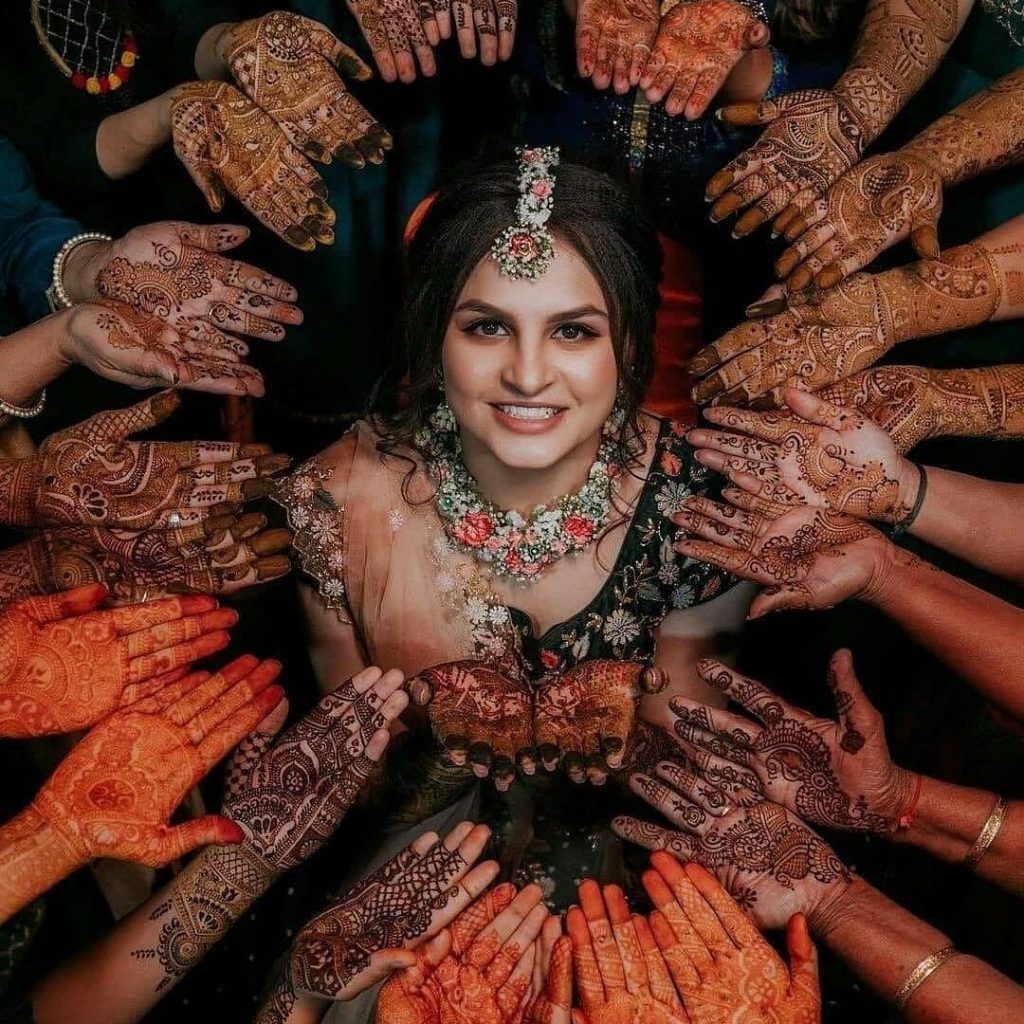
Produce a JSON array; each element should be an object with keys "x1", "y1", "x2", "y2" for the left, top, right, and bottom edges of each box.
[
  {"x1": 522, "y1": 149, "x2": 541, "y2": 163},
  {"x1": 508, "y1": 232, "x2": 539, "y2": 261},
  {"x1": 531, "y1": 180, "x2": 552, "y2": 199}
]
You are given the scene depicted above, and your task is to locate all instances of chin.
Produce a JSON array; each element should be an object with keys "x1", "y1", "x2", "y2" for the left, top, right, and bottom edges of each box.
[{"x1": 481, "y1": 430, "x2": 575, "y2": 471}]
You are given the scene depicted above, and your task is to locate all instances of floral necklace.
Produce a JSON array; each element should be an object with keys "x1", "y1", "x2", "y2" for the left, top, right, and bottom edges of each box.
[{"x1": 417, "y1": 403, "x2": 624, "y2": 585}]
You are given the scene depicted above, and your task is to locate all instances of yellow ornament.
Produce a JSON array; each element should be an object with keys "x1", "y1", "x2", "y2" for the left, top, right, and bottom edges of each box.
[
  {"x1": 85, "y1": 77, "x2": 101, "y2": 95},
  {"x1": 122, "y1": 51, "x2": 136, "y2": 68},
  {"x1": 108, "y1": 73, "x2": 122, "y2": 90}
]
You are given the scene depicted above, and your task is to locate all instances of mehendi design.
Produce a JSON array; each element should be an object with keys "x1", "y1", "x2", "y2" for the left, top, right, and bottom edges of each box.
[
  {"x1": 222, "y1": 12, "x2": 391, "y2": 168},
  {"x1": 689, "y1": 243, "x2": 1003, "y2": 406},
  {"x1": 0, "y1": 585, "x2": 231, "y2": 738},
  {"x1": 819, "y1": 363, "x2": 1024, "y2": 452},
  {"x1": 170, "y1": 81, "x2": 333, "y2": 252},
  {"x1": 574, "y1": 0, "x2": 659, "y2": 93},
  {"x1": 640, "y1": 0, "x2": 769, "y2": 120},
  {"x1": 0, "y1": 393, "x2": 287, "y2": 530}
]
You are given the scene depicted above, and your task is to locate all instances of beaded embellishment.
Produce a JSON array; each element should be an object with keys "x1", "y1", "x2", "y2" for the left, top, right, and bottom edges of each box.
[{"x1": 489, "y1": 146, "x2": 560, "y2": 280}]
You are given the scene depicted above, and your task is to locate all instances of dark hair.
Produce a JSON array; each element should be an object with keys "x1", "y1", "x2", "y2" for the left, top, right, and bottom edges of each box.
[{"x1": 371, "y1": 158, "x2": 663, "y2": 468}]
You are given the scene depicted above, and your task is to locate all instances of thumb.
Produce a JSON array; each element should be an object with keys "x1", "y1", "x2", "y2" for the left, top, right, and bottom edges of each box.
[
  {"x1": 23, "y1": 583, "x2": 109, "y2": 623},
  {"x1": 180, "y1": 222, "x2": 249, "y2": 252},
  {"x1": 403, "y1": 930, "x2": 451, "y2": 991},
  {"x1": 147, "y1": 815, "x2": 244, "y2": 865},
  {"x1": 717, "y1": 98, "x2": 779, "y2": 126},
  {"x1": 744, "y1": 19, "x2": 770, "y2": 48},
  {"x1": 408, "y1": 674, "x2": 434, "y2": 707},
  {"x1": 785, "y1": 913, "x2": 822, "y2": 1013},
  {"x1": 825, "y1": 648, "x2": 879, "y2": 737},
  {"x1": 909, "y1": 215, "x2": 941, "y2": 260},
  {"x1": 748, "y1": 585, "x2": 808, "y2": 619},
  {"x1": 85, "y1": 390, "x2": 182, "y2": 443},
  {"x1": 351, "y1": 948, "x2": 420, "y2": 994}
]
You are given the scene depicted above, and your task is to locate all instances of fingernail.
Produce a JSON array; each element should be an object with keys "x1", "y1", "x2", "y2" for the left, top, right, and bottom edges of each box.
[{"x1": 242, "y1": 478, "x2": 275, "y2": 499}]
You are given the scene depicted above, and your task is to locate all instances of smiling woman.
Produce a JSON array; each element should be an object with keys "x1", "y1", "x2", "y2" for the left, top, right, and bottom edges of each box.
[{"x1": 274, "y1": 155, "x2": 750, "y2": 930}]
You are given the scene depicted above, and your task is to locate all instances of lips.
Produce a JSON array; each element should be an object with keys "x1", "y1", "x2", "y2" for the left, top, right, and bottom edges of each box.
[{"x1": 494, "y1": 404, "x2": 562, "y2": 420}]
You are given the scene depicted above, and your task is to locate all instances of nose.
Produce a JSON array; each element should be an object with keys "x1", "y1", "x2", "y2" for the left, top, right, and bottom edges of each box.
[{"x1": 502, "y1": 336, "x2": 553, "y2": 397}]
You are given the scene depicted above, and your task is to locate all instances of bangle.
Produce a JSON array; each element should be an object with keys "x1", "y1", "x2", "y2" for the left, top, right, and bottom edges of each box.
[
  {"x1": 45, "y1": 232, "x2": 112, "y2": 312},
  {"x1": 896, "y1": 773, "x2": 923, "y2": 830},
  {"x1": 963, "y1": 796, "x2": 1008, "y2": 868},
  {"x1": 890, "y1": 463, "x2": 927, "y2": 539},
  {"x1": 894, "y1": 946, "x2": 959, "y2": 1011},
  {"x1": 0, "y1": 389, "x2": 46, "y2": 419}
]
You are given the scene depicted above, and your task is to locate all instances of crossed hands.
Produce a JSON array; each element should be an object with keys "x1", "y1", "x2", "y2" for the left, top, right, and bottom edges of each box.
[
  {"x1": 575, "y1": 0, "x2": 769, "y2": 119},
  {"x1": 409, "y1": 658, "x2": 667, "y2": 790}
]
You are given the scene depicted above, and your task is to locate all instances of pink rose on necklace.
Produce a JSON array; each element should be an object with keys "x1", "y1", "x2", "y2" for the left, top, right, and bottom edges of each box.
[
  {"x1": 564, "y1": 515, "x2": 595, "y2": 545},
  {"x1": 504, "y1": 549, "x2": 526, "y2": 573},
  {"x1": 454, "y1": 511, "x2": 494, "y2": 547}
]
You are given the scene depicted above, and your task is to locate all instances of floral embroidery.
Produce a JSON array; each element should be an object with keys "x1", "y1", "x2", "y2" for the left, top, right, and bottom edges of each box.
[{"x1": 272, "y1": 457, "x2": 351, "y2": 622}]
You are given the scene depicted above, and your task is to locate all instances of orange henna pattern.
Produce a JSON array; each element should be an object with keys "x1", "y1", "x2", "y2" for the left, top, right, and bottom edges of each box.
[
  {"x1": 574, "y1": 0, "x2": 659, "y2": 93},
  {"x1": 0, "y1": 583, "x2": 233, "y2": 738}
]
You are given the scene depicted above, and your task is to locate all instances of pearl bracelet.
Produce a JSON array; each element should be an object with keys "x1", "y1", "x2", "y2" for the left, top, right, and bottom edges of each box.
[
  {"x1": 0, "y1": 388, "x2": 46, "y2": 419},
  {"x1": 46, "y1": 232, "x2": 112, "y2": 312}
]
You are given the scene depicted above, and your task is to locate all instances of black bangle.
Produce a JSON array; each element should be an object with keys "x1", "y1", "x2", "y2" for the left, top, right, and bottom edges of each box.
[{"x1": 891, "y1": 463, "x2": 928, "y2": 539}]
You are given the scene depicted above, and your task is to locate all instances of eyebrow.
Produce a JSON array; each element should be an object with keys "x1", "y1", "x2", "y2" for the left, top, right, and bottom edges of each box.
[{"x1": 453, "y1": 300, "x2": 609, "y2": 322}]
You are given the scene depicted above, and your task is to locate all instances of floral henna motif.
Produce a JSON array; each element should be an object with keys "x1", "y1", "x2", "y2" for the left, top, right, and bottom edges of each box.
[
  {"x1": 348, "y1": 0, "x2": 437, "y2": 83},
  {"x1": 411, "y1": 660, "x2": 533, "y2": 787},
  {"x1": 533, "y1": 659, "x2": 666, "y2": 783},
  {"x1": 0, "y1": 392, "x2": 288, "y2": 531},
  {"x1": 2, "y1": 514, "x2": 291, "y2": 607},
  {"x1": 640, "y1": 0, "x2": 769, "y2": 119},
  {"x1": 0, "y1": 584, "x2": 232, "y2": 738},
  {"x1": 96, "y1": 221, "x2": 301, "y2": 348},
  {"x1": 818, "y1": 363, "x2": 1024, "y2": 452},
  {"x1": 221, "y1": 12, "x2": 391, "y2": 168},
  {"x1": 171, "y1": 81, "x2": 333, "y2": 252},
  {"x1": 689, "y1": 243, "x2": 1004, "y2": 406},
  {"x1": 574, "y1": 0, "x2": 660, "y2": 94}
]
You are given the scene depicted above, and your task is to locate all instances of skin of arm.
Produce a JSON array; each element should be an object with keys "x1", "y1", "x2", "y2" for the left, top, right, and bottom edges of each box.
[
  {"x1": 300, "y1": 580, "x2": 370, "y2": 694},
  {"x1": 812, "y1": 876, "x2": 1024, "y2": 1022},
  {"x1": 94, "y1": 90, "x2": 176, "y2": 180},
  {"x1": 0, "y1": 310, "x2": 75, "y2": 407}
]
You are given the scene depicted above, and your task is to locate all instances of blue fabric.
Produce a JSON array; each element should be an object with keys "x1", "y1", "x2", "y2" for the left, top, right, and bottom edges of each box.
[{"x1": 0, "y1": 136, "x2": 81, "y2": 328}]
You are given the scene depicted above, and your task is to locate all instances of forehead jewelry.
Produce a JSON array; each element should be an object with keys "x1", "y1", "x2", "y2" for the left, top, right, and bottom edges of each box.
[{"x1": 489, "y1": 146, "x2": 561, "y2": 281}]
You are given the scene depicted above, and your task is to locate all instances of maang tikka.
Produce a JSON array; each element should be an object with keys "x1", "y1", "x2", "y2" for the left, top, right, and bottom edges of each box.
[{"x1": 489, "y1": 146, "x2": 560, "y2": 281}]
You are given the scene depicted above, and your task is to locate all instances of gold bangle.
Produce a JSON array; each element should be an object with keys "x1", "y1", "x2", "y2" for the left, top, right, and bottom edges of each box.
[
  {"x1": 894, "y1": 945, "x2": 959, "y2": 1011},
  {"x1": 963, "y1": 796, "x2": 1008, "y2": 868}
]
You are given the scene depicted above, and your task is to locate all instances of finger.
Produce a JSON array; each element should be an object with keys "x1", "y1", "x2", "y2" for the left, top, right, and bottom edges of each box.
[
  {"x1": 628, "y1": 42, "x2": 650, "y2": 89},
  {"x1": 654, "y1": 760, "x2": 737, "y2": 818},
  {"x1": 646, "y1": 63, "x2": 681, "y2": 106},
  {"x1": 648, "y1": 909, "x2": 701, "y2": 992},
  {"x1": 149, "y1": 814, "x2": 243, "y2": 864},
  {"x1": 451, "y1": 882, "x2": 517, "y2": 956},
  {"x1": 910, "y1": 216, "x2": 940, "y2": 259},
  {"x1": 473, "y1": 0, "x2": 500, "y2": 67},
  {"x1": 677, "y1": 493, "x2": 763, "y2": 534},
  {"x1": 720, "y1": 485, "x2": 791, "y2": 518},
  {"x1": 454, "y1": 0, "x2": 477, "y2": 59},
  {"x1": 610, "y1": 816, "x2": 694, "y2": 861},
  {"x1": 487, "y1": 903, "x2": 548, "y2": 986},
  {"x1": 734, "y1": 182, "x2": 797, "y2": 237},
  {"x1": 684, "y1": 67, "x2": 729, "y2": 121},
  {"x1": 665, "y1": 70, "x2": 699, "y2": 119},
  {"x1": 672, "y1": 507, "x2": 755, "y2": 550},
  {"x1": 686, "y1": 428, "x2": 780, "y2": 464},
  {"x1": 825, "y1": 647, "x2": 876, "y2": 746},
  {"x1": 710, "y1": 171, "x2": 775, "y2": 225},
  {"x1": 179, "y1": 223, "x2": 249, "y2": 253},
  {"x1": 545, "y1": 933, "x2": 574, "y2": 1012},
  {"x1": 579, "y1": 879, "x2": 626, "y2": 991},
  {"x1": 641, "y1": 868, "x2": 718, "y2": 972},
  {"x1": 216, "y1": 256, "x2": 298, "y2": 302},
  {"x1": 700, "y1": 404, "x2": 796, "y2": 442},
  {"x1": 310, "y1": 23, "x2": 374, "y2": 80},
  {"x1": 611, "y1": 42, "x2": 633, "y2": 95},
  {"x1": 671, "y1": 538, "x2": 756, "y2": 579},
  {"x1": 124, "y1": 607, "x2": 238, "y2": 659},
  {"x1": 668, "y1": 695, "x2": 759, "y2": 749},
  {"x1": 688, "y1": 317, "x2": 770, "y2": 379},
  {"x1": 195, "y1": 684, "x2": 287, "y2": 768},
  {"x1": 127, "y1": 630, "x2": 231, "y2": 684},
  {"x1": 775, "y1": 222, "x2": 835, "y2": 281},
  {"x1": 604, "y1": 886, "x2": 648, "y2": 995},
  {"x1": 110, "y1": 594, "x2": 217, "y2": 634},
  {"x1": 566, "y1": 905, "x2": 605, "y2": 1007},
  {"x1": 186, "y1": 660, "x2": 283, "y2": 743},
  {"x1": 575, "y1": 21, "x2": 598, "y2": 78},
  {"x1": 496, "y1": 939, "x2": 537, "y2": 1021},
  {"x1": 496, "y1": 0, "x2": 516, "y2": 60},
  {"x1": 697, "y1": 658, "x2": 789, "y2": 723},
  {"x1": 683, "y1": 862, "x2": 763, "y2": 948},
  {"x1": 677, "y1": 743, "x2": 764, "y2": 803},
  {"x1": 786, "y1": 913, "x2": 822, "y2": 1013},
  {"x1": 467, "y1": 884, "x2": 544, "y2": 967},
  {"x1": 633, "y1": 914, "x2": 684, "y2": 1011},
  {"x1": 630, "y1": 773, "x2": 708, "y2": 833},
  {"x1": 653, "y1": 855, "x2": 735, "y2": 960},
  {"x1": 21, "y1": 582, "x2": 109, "y2": 623}
]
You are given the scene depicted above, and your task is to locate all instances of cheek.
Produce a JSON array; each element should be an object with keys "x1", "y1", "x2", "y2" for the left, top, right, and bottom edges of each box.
[{"x1": 565, "y1": 342, "x2": 619, "y2": 405}]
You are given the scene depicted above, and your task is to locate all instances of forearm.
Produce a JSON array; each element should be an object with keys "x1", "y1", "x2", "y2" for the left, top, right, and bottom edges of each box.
[
  {"x1": 813, "y1": 876, "x2": 1024, "y2": 1021},
  {"x1": 194, "y1": 23, "x2": 233, "y2": 79},
  {"x1": 0, "y1": 539, "x2": 51, "y2": 609},
  {"x1": 95, "y1": 90, "x2": 175, "y2": 180},
  {"x1": 253, "y1": 975, "x2": 327, "y2": 1024},
  {"x1": 901, "y1": 69, "x2": 1024, "y2": 186},
  {"x1": 866, "y1": 547, "x2": 1024, "y2": 719},
  {"x1": 0, "y1": 457, "x2": 38, "y2": 527},
  {"x1": 0, "y1": 807, "x2": 80, "y2": 923},
  {"x1": 910, "y1": 469, "x2": 1024, "y2": 582},
  {"x1": 832, "y1": 0, "x2": 972, "y2": 148},
  {"x1": 0, "y1": 311, "x2": 73, "y2": 409},
  {"x1": 32, "y1": 844, "x2": 277, "y2": 1024},
  {"x1": 894, "y1": 778, "x2": 1024, "y2": 894}
]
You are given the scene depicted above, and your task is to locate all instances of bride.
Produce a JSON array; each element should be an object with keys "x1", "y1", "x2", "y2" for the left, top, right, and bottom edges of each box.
[{"x1": 275, "y1": 149, "x2": 750, "y2": 914}]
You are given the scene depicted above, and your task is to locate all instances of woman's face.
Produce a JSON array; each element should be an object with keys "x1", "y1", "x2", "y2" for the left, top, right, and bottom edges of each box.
[{"x1": 441, "y1": 241, "x2": 619, "y2": 475}]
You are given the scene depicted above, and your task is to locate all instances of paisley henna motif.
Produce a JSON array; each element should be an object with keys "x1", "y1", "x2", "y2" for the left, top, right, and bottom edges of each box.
[
  {"x1": 0, "y1": 393, "x2": 288, "y2": 530},
  {"x1": 221, "y1": 12, "x2": 391, "y2": 168},
  {"x1": 171, "y1": 81, "x2": 333, "y2": 252}
]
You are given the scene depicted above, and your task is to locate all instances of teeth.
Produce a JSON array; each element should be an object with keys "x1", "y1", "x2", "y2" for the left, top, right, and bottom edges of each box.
[{"x1": 498, "y1": 405, "x2": 559, "y2": 421}]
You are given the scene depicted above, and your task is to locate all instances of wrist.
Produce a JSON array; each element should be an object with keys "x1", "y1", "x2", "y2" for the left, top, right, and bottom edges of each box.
[
  {"x1": 852, "y1": 533, "x2": 900, "y2": 605},
  {"x1": 890, "y1": 458, "x2": 923, "y2": 526},
  {"x1": 0, "y1": 805, "x2": 83, "y2": 920},
  {"x1": 61, "y1": 239, "x2": 111, "y2": 304},
  {"x1": 54, "y1": 306, "x2": 85, "y2": 368},
  {"x1": 195, "y1": 22, "x2": 234, "y2": 79},
  {"x1": 806, "y1": 873, "x2": 868, "y2": 941}
]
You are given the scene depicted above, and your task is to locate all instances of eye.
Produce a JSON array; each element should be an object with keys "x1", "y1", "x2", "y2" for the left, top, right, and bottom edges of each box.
[
  {"x1": 464, "y1": 318, "x2": 508, "y2": 338},
  {"x1": 554, "y1": 321, "x2": 599, "y2": 341}
]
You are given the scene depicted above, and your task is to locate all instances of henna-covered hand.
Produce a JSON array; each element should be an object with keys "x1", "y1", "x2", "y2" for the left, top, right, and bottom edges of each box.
[
  {"x1": 0, "y1": 392, "x2": 288, "y2": 531},
  {"x1": 220, "y1": 12, "x2": 392, "y2": 168},
  {"x1": 567, "y1": 880, "x2": 688, "y2": 1023},
  {"x1": 347, "y1": 0, "x2": 439, "y2": 84},
  {"x1": 686, "y1": 389, "x2": 918, "y2": 524},
  {"x1": 688, "y1": 243, "x2": 1003, "y2": 406},
  {"x1": 409, "y1": 660, "x2": 533, "y2": 791},
  {"x1": 615, "y1": 762, "x2": 851, "y2": 929},
  {"x1": 42, "y1": 657, "x2": 283, "y2": 859},
  {"x1": 705, "y1": 90, "x2": 867, "y2": 237},
  {"x1": 451, "y1": 0, "x2": 518, "y2": 68},
  {"x1": 226, "y1": 666, "x2": 408, "y2": 875},
  {"x1": 775, "y1": 152, "x2": 943, "y2": 292},
  {"x1": 524, "y1": 919, "x2": 572, "y2": 1024},
  {"x1": 642, "y1": 853, "x2": 821, "y2": 1024},
  {"x1": 533, "y1": 659, "x2": 667, "y2": 785},
  {"x1": 171, "y1": 81, "x2": 334, "y2": 252},
  {"x1": 818, "y1": 364, "x2": 1024, "y2": 453},
  {"x1": 2, "y1": 513, "x2": 290, "y2": 607},
  {"x1": 669, "y1": 653, "x2": 913, "y2": 836},
  {"x1": 640, "y1": 0, "x2": 769, "y2": 119},
  {"x1": 575, "y1": 0, "x2": 659, "y2": 95},
  {"x1": 0, "y1": 583, "x2": 234, "y2": 737},
  {"x1": 672, "y1": 493, "x2": 889, "y2": 618},
  {"x1": 375, "y1": 883, "x2": 549, "y2": 1024},
  {"x1": 290, "y1": 823, "x2": 500, "y2": 1000},
  {"x1": 61, "y1": 300, "x2": 265, "y2": 397},
  {"x1": 88, "y1": 221, "x2": 301, "y2": 357}
]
